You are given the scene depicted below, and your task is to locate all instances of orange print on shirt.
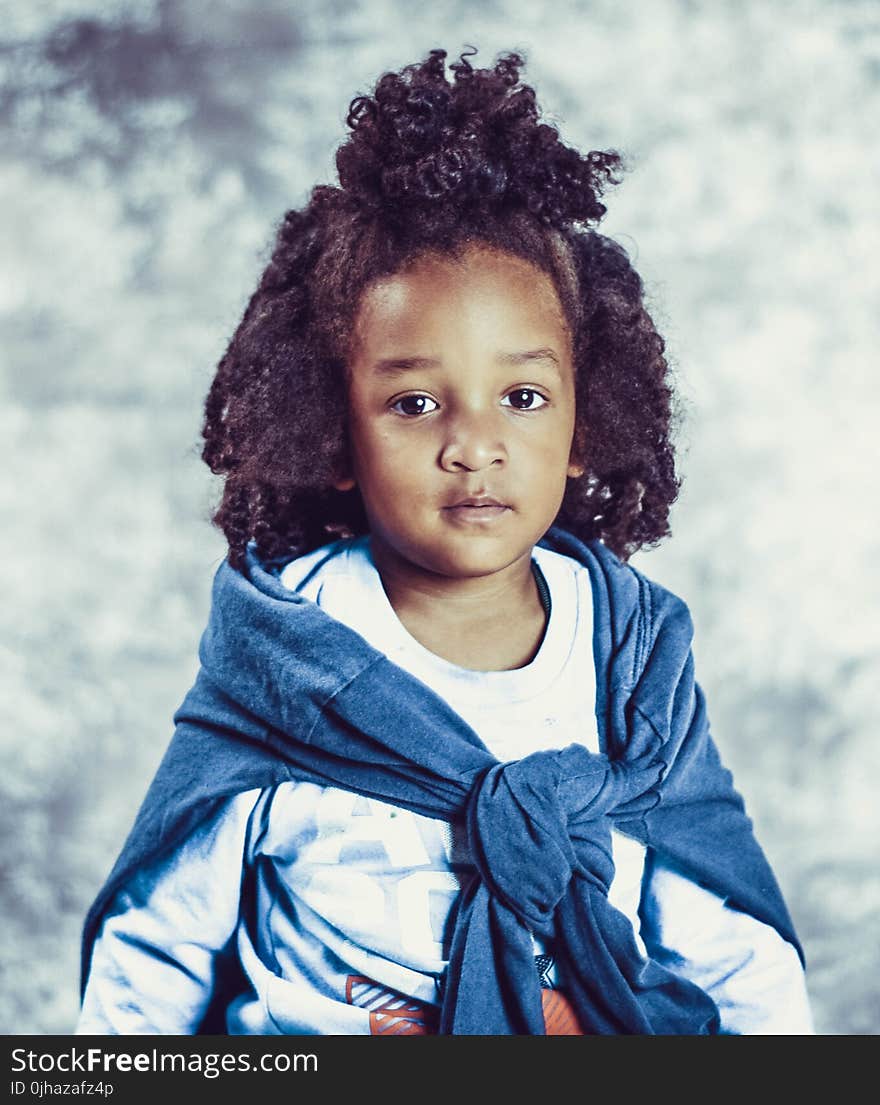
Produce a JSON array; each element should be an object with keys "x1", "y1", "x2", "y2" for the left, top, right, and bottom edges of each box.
[{"x1": 345, "y1": 975, "x2": 584, "y2": 1035}]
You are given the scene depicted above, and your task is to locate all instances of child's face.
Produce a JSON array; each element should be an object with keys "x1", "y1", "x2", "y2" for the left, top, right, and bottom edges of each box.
[{"x1": 337, "y1": 245, "x2": 582, "y2": 582}]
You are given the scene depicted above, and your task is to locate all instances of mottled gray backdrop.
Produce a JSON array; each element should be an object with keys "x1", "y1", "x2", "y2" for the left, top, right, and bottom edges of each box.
[{"x1": 2, "y1": 0, "x2": 878, "y2": 1035}]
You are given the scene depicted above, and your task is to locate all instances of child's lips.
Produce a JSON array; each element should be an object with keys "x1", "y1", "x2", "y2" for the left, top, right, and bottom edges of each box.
[{"x1": 442, "y1": 496, "x2": 511, "y2": 524}]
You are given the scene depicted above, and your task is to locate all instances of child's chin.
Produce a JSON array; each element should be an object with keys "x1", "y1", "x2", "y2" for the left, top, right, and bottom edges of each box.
[{"x1": 419, "y1": 540, "x2": 536, "y2": 581}]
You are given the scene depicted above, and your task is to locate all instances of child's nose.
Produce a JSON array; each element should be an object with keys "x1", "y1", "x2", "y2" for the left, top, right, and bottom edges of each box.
[{"x1": 438, "y1": 408, "x2": 507, "y2": 473}]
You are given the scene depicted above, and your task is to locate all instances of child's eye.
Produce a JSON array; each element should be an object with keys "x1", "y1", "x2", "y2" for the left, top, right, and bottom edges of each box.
[
  {"x1": 502, "y1": 388, "x2": 548, "y2": 411},
  {"x1": 390, "y1": 394, "x2": 439, "y2": 416}
]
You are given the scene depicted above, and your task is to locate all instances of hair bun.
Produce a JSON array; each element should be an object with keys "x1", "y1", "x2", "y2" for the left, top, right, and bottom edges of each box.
[{"x1": 336, "y1": 48, "x2": 621, "y2": 228}]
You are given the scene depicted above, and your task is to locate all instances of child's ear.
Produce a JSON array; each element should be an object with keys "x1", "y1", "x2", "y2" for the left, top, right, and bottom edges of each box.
[
  {"x1": 567, "y1": 425, "x2": 587, "y2": 479},
  {"x1": 332, "y1": 475, "x2": 357, "y2": 492}
]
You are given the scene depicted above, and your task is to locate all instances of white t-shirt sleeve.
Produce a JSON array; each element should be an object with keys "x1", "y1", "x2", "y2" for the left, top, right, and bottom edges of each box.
[
  {"x1": 640, "y1": 852, "x2": 815, "y2": 1034},
  {"x1": 76, "y1": 788, "x2": 264, "y2": 1035}
]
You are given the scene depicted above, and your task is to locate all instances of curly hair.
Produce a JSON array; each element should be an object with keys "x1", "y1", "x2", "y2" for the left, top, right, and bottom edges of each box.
[{"x1": 201, "y1": 48, "x2": 680, "y2": 570}]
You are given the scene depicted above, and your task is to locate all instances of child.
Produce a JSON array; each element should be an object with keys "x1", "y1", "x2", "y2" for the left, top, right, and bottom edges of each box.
[{"x1": 77, "y1": 48, "x2": 814, "y2": 1036}]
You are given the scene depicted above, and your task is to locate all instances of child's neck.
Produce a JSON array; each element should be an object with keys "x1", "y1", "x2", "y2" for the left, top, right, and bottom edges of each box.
[{"x1": 370, "y1": 541, "x2": 547, "y2": 672}]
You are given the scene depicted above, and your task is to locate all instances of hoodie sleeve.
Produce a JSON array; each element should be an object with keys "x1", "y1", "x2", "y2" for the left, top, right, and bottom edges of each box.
[
  {"x1": 76, "y1": 789, "x2": 264, "y2": 1035},
  {"x1": 615, "y1": 578, "x2": 813, "y2": 1032},
  {"x1": 621, "y1": 580, "x2": 804, "y2": 961}
]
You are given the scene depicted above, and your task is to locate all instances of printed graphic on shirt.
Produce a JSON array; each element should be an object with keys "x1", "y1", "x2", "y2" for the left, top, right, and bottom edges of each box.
[
  {"x1": 540, "y1": 990, "x2": 584, "y2": 1035},
  {"x1": 346, "y1": 975, "x2": 439, "y2": 1035},
  {"x1": 294, "y1": 787, "x2": 466, "y2": 965},
  {"x1": 345, "y1": 973, "x2": 584, "y2": 1035}
]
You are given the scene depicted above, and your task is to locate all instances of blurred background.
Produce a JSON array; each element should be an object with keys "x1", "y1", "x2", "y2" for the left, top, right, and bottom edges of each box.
[{"x1": 2, "y1": 0, "x2": 877, "y2": 1035}]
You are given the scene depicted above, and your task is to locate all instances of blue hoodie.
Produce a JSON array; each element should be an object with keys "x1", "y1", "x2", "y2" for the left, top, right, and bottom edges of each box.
[{"x1": 80, "y1": 526, "x2": 802, "y2": 1035}]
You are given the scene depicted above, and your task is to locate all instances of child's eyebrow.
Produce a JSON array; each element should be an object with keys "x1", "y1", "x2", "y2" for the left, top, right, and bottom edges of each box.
[
  {"x1": 497, "y1": 348, "x2": 561, "y2": 370},
  {"x1": 371, "y1": 356, "x2": 440, "y2": 377},
  {"x1": 370, "y1": 349, "x2": 562, "y2": 377}
]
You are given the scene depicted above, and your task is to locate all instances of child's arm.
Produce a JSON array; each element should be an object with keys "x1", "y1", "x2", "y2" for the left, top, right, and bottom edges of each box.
[
  {"x1": 76, "y1": 788, "x2": 265, "y2": 1035},
  {"x1": 639, "y1": 852, "x2": 815, "y2": 1034}
]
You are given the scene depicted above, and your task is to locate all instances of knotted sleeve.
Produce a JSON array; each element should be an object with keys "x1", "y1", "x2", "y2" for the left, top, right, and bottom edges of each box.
[{"x1": 440, "y1": 743, "x2": 719, "y2": 1034}]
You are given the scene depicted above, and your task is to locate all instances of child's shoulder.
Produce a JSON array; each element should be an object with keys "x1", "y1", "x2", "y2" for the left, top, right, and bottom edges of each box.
[
  {"x1": 540, "y1": 526, "x2": 695, "y2": 651},
  {"x1": 541, "y1": 526, "x2": 689, "y2": 606}
]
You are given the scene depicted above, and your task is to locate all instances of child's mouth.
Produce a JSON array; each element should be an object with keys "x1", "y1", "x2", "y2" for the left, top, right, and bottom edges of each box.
[{"x1": 443, "y1": 498, "x2": 510, "y2": 524}]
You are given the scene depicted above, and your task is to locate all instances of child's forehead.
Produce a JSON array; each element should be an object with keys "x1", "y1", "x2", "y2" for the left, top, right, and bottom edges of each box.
[
  {"x1": 348, "y1": 249, "x2": 572, "y2": 374},
  {"x1": 356, "y1": 245, "x2": 566, "y2": 326}
]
